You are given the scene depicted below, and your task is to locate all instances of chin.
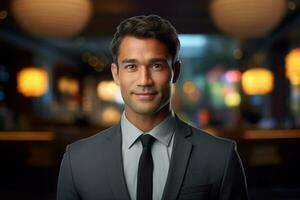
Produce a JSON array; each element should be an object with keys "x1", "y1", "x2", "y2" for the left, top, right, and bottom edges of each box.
[
  {"x1": 131, "y1": 106, "x2": 159, "y2": 115},
  {"x1": 134, "y1": 109, "x2": 157, "y2": 116}
]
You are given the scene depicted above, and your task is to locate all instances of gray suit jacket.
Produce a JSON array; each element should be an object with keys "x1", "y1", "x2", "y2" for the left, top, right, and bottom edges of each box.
[{"x1": 57, "y1": 117, "x2": 248, "y2": 200}]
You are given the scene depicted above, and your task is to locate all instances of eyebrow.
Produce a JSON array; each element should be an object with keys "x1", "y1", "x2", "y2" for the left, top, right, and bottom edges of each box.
[
  {"x1": 121, "y1": 59, "x2": 138, "y2": 64},
  {"x1": 121, "y1": 58, "x2": 168, "y2": 64}
]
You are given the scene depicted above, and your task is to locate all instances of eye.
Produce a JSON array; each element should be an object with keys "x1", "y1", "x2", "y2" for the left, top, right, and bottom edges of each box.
[
  {"x1": 152, "y1": 63, "x2": 163, "y2": 71},
  {"x1": 125, "y1": 64, "x2": 137, "y2": 72}
]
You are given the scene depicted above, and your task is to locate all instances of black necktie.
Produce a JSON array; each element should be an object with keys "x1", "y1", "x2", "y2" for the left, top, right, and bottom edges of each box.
[{"x1": 137, "y1": 134, "x2": 155, "y2": 200}]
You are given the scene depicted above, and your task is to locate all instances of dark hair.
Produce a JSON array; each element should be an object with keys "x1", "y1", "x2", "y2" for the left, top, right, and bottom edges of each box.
[{"x1": 111, "y1": 15, "x2": 180, "y2": 64}]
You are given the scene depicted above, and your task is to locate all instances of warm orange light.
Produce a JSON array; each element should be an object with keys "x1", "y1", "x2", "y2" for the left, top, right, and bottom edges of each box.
[
  {"x1": 243, "y1": 130, "x2": 300, "y2": 139},
  {"x1": 58, "y1": 77, "x2": 79, "y2": 95},
  {"x1": 183, "y1": 81, "x2": 197, "y2": 94},
  {"x1": 101, "y1": 106, "x2": 121, "y2": 125},
  {"x1": 210, "y1": 0, "x2": 286, "y2": 38},
  {"x1": 17, "y1": 67, "x2": 48, "y2": 97},
  {"x1": 242, "y1": 68, "x2": 273, "y2": 95},
  {"x1": 97, "y1": 81, "x2": 119, "y2": 102},
  {"x1": 11, "y1": 0, "x2": 92, "y2": 38},
  {"x1": 285, "y1": 48, "x2": 300, "y2": 85},
  {"x1": 0, "y1": 131, "x2": 55, "y2": 141},
  {"x1": 182, "y1": 81, "x2": 201, "y2": 101}
]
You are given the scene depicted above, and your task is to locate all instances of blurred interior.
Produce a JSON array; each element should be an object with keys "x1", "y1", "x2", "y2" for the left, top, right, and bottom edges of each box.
[{"x1": 0, "y1": 0, "x2": 300, "y2": 199}]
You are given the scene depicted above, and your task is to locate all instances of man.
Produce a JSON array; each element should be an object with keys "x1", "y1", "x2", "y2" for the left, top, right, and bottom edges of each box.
[{"x1": 57, "y1": 15, "x2": 248, "y2": 200}]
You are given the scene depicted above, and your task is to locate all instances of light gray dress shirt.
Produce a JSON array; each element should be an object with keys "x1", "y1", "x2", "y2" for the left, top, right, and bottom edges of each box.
[{"x1": 121, "y1": 112, "x2": 176, "y2": 200}]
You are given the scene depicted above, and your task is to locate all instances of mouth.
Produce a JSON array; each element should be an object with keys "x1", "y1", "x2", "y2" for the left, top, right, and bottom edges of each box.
[{"x1": 133, "y1": 92, "x2": 157, "y2": 100}]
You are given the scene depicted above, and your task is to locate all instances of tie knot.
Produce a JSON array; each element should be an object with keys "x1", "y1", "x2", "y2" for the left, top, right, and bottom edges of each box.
[{"x1": 140, "y1": 134, "x2": 155, "y2": 149}]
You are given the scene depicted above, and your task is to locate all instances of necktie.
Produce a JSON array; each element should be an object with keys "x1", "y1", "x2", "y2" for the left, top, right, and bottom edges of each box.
[{"x1": 137, "y1": 134, "x2": 155, "y2": 200}]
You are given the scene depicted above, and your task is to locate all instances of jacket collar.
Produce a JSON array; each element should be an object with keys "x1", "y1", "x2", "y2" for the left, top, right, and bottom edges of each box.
[
  {"x1": 162, "y1": 115, "x2": 193, "y2": 200},
  {"x1": 102, "y1": 115, "x2": 193, "y2": 200}
]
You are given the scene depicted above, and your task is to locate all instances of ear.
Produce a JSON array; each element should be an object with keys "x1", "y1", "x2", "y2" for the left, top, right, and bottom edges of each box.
[
  {"x1": 111, "y1": 63, "x2": 120, "y2": 86},
  {"x1": 172, "y1": 60, "x2": 181, "y2": 83}
]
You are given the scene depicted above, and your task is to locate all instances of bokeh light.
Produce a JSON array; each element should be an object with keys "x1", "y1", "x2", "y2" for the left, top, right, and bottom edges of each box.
[
  {"x1": 242, "y1": 68, "x2": 274, "y2": 95},
  {"x1": 224, "y1": 92, "x2": 241, "y2": 107},
  {"x1": 97, "y1": 80, "x2": 119, "y2": 102},
  {"x1": 101, "y1": 106, "x2": 121, "y2": 125},
  {"x1": 285, "y1": 48, "x2": 300, "y2": 85},
  {"x1": 17, "y1": 67, "x2": 48, "y2": 97},
  {"x1": 58, "y1": 77, "x2": 79, "y2": 95},
  {"x1": 224, "y1": 70, "x2": 242, "y2": 83}
]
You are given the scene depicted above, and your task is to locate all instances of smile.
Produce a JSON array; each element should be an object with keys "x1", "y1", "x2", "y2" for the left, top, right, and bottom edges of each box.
[{"x1": 134, "y1": 93, "x2": 157, "y2": 100}]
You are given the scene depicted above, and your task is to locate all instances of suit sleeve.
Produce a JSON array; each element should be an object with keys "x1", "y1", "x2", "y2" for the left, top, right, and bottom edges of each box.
[
  {"x1": 57, "y1": 145, "x2": 80, "y2": 200},
  {"x1": 219, "y1": 142, "x2": 249, "y2": 200}
]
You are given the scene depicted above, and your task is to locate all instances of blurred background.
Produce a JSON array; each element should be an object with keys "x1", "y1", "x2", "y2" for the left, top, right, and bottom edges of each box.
[{"x1": 0, "y1": 0, "x2": 299, "y2": 199}]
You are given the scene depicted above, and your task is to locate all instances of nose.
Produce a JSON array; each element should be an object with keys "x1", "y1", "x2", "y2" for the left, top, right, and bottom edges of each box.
[{"x1": 137, "y1": 66, "x2": 153, "y2": 87}]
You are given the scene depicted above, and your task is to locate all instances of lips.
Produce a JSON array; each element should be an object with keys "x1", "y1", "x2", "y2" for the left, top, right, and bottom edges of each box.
[{"x1": 133, "y1": 92, "x2": 157, "y2": 100}]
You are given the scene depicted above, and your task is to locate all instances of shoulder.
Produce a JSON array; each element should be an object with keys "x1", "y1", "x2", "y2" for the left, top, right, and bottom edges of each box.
[
  {"x1": 66, "y1": 123, "x2": 120, "y2": 155},
  {"x1": 176, "y1": 117, "x2": 236, "y2": 152},
  {"x1": 177, "y1": 119, "x2": 239, "y2": 170},
  {"x1": 190, "y1": 124, "x2": 235, "y2": 148}
]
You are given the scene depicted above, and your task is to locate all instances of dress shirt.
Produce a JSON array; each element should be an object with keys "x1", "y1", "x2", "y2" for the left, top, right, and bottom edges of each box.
[{"x1": 121, "y1": 112, "x2": 176, "y2": 200}]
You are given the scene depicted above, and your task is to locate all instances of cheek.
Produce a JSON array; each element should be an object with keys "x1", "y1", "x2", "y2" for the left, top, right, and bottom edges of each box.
[
  {"x1": 157, "y1": 77, "x2": 172, "y2": 96},
  {"x1": 156, "y1": 73, "x2": 173, "y2": 88},
  {"x1": 119, "y1": 77, "x2": 133, "y2": 93}
]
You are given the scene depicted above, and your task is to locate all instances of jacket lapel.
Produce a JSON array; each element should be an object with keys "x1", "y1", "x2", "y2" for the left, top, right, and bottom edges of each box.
[
  {"x1": 102, "y1": 123, "x2": 131, "y2": 200},
  {"x1": 162, "y1": 117, "x2": 193, "y2": 200}
]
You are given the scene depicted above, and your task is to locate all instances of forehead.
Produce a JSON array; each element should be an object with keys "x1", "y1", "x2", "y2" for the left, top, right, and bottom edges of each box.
[{"x1": 117, "y1": 36, "x2": 171, "y2": 60}]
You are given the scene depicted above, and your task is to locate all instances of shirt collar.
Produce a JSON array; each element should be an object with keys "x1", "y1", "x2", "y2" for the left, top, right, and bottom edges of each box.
[{"x1": 121, "y1": 111, "x2": 176, "y2": 149}]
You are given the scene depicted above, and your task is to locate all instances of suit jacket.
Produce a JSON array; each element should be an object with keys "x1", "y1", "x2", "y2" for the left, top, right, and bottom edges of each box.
[{"x1": 57, "y1": 116, "x2": 248, "y2": 200}]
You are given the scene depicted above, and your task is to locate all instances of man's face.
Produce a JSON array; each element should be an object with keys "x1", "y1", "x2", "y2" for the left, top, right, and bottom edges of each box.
[{"x1": 111, "y1": 36, "x2": 180, "y2": 117}]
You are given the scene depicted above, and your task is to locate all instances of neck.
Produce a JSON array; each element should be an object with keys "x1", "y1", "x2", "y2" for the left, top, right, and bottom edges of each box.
[{"x1": 124, "y1": 106, "x2": 171, "y2": 132}]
